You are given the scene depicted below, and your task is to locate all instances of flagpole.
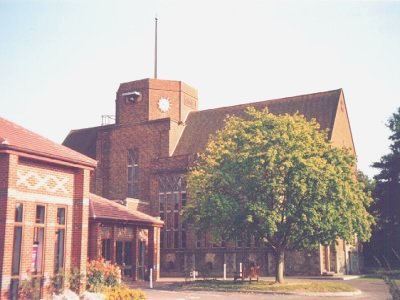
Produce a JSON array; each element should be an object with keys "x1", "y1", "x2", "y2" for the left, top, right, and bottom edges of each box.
[{"x1": 154, "y1": 17, "x2": 158, "y2": 79}]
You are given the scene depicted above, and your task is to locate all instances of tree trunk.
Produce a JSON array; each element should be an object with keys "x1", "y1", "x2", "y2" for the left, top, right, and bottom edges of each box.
[{"x1": 275, "y1": 250, "x2": 285, "y2": 284}]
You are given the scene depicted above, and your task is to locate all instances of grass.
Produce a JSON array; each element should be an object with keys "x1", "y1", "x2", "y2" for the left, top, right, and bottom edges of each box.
[
  {"x1": 164, "y1": 280, "x2": 357, "y2": 293},
  {"x1": 355, "y1": 270, "x2": 400, "y2": 284}
]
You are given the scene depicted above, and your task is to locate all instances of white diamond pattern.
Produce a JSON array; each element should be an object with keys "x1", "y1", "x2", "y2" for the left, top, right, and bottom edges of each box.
[{"x1": 16, "y1": 171, "x2": 69, "y2": 194}]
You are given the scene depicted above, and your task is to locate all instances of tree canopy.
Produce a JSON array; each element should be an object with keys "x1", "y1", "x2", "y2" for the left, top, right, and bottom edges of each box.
[
  {"x1": 184, "y1": 108, "x2": 374, "y2": 282},
  {"x1": 365, "y1": 107, "x2": 400, "y2": 268}
]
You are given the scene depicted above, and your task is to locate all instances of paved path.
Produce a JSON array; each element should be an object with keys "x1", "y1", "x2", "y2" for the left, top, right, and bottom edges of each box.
[{"x1": 127, "y1": 276, "x2": 391, "y2": 300}]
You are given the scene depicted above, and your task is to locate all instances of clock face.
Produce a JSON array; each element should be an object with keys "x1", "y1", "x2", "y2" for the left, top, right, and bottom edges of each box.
[{"x1": 158, "y1": 97, "x2": 171, "y2": 113}]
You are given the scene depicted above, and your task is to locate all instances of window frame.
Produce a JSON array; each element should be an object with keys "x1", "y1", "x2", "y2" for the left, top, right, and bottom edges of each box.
[
  {"x1": 11, "y1": 202, "x2": 24, "y2": 276},
  {"x1": 54, "y1": 206, "x2": 67, "y2": 274}
]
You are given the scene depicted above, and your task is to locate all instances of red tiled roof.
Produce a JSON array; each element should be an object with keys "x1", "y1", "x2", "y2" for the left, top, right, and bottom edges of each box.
[
  {"x1": 173, "y1": 89, "x2": 342, "y2": 156},
  {"x1": 89, "y1": 193, "x2": 163, "y2": 226},
  {"x1": 0, "y1": 116, "x2": 97, "y2": 167}
]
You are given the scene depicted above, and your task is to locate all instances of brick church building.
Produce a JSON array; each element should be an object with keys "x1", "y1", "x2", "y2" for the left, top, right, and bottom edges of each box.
[{"x1": 63, "y1": 78, "x2": 361, "y2": 278}]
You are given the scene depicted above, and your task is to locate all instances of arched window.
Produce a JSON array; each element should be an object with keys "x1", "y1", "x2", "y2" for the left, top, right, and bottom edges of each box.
[{"x1": 127, "y1": 149, "x2": 139, "y2": 197}]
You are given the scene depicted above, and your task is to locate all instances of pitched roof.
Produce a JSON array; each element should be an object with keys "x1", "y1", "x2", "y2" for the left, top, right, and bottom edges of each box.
[
  {"x1": 63, "y1": 126, "x2": 106, "y2": 159},
  {"x1": 89, "y1": 193, "x2": 163, "y2": 226},
  {"x1": 173, "y1": 89, "x2": 342, "y2": 156},
  {"x1": 0, "y1": 117, "x2": 97, "y2": 167}
]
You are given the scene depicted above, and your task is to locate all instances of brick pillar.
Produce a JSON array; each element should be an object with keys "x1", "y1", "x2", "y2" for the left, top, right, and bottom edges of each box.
[
  {"x1": 0, "y1": 154, "x2": 17, "y2": 299},
  {"x1": 88, "y1": 222, "x2": 100, "y2": 260},
  {"x1": 71, "y1": 168, "x2": 90, "y2": 294},
  {"x1": 148, "y1": 226, "x2": 160, "y2": 281}
]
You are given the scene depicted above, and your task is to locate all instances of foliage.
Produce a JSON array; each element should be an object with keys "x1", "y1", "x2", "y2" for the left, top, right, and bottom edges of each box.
[
  {"x1": 50, "y1": 267, "x2": 84, "y2": 295},
  {"x1": 372, "y1": 251, "x2": 400, "y2": 300},
  {"x1": 365, "y1": 107, "x2": 400, "y2": 268},
  {"x1": 69, "y1": 267, "x2": 85, "y2": 294},
  {"x1": 50, "y1": 271, "x2": 65, "y2": 295},
  {"x1": 102, "y1": 286, "x2": 147, "y2": 300},
  {"x1": 185, "y1": 108, "x2": 374, "y2": 282},
  {"x1": 357, "y1": 171, "x2": 375, "y2": 202},
  {"x1": 87, "y1": 259, "x2": 121, "y2": 292},
  {"x1": 18, "y1": 274, "x2": 41, "y2": 300},
  {"x1": 384, "y1": 276, "x2": 400, "y2": 300}
]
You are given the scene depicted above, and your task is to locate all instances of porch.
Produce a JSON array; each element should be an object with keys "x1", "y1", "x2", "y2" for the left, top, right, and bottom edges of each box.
[{"x1": 88, "y1": 193, "x2": 163, "y2": 281}]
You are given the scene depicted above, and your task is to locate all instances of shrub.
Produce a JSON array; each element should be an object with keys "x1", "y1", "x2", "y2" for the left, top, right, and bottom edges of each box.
[
  {"x1": 87, "y1": 259, "x2": 121, "y2": 292},
  {"x1": 50, "y1": 271, "x2": 65, "y2": 295},
  {"x1": 69, "y1": 267, "x2": 85, "y2": 294},
  {"x1": 102, "y1": 286, "x2": 146, "y2": 300},
  {"x1": 19, "y1": 275, "x2": 42, "y2": 300},
  {"x1": 50, "y1": 268, "x2": 85, "y2": 295}
]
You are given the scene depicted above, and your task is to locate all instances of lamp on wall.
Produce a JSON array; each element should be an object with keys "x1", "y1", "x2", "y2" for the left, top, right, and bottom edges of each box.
[{"x1": 123, "y1": 91, "x2": 142, "y2": 103}]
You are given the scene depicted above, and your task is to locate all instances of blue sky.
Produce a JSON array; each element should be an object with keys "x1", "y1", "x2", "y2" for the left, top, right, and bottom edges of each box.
[{"x1": 1, "y1": 0, "x2": 399, "y2": 178}]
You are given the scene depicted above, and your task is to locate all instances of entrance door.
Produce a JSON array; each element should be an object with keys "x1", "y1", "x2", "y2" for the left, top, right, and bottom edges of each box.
[{"x1": 116, "y1": 241, "x2": 134, "y2": 277}]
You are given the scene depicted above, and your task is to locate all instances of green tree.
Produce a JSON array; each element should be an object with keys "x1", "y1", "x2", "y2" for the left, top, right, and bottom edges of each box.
[
  {"x1": 366, "y1": 107, "x2": 400, "y2": 268},
  {"x1": 185, "y1": 108, "x2": 373, "y2": 283}
]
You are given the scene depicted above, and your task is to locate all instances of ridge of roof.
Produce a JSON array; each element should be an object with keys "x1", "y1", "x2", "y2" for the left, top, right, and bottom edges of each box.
[
  {"x1": 67, "y1": 123, "x2": 115, "y2": 134},
  {"x1": 0, "y1": 116, "x2": 97, "y2": 167}
]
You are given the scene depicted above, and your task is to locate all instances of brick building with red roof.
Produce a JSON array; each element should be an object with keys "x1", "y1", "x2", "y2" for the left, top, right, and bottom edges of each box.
[
  {"x1": 63, "y1": 78, "x2": 361, "y2": 278},
  {"x1": 0, "y1": 117, "x2": 162, "y2": 299}
]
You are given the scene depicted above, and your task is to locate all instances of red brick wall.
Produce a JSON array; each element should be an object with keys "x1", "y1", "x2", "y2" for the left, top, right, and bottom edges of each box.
[
  {"x1": 330, "y1": 92, "x2": 356, "y2": 154},
  {"x1": 0, "y1": 153, "x2": 92, "y2": 299},
  {"x1": 0, "y1": 153, "x2": 15, "y2": 297}
]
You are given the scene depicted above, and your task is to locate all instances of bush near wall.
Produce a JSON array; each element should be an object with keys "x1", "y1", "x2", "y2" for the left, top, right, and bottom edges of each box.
[
  {"x1": 86, "y1": 259, "x2": 146, "y2": 299},
  {"x1": 87, "y1": 259, "x2": 121, "y2": 292}
]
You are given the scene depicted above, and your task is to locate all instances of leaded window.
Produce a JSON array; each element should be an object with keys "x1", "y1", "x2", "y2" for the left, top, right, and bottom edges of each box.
[{"x1": 158, "y1": 175, "x2": 187, "y2": 249}]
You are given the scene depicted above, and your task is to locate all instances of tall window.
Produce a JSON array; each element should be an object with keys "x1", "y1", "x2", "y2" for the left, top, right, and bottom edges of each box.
[
  {"x1": 54, "y1": 207, "x2": 66, "y2": 291},
  {"x1": 166, "y1": 193, "x2": 172, "y2": 210},
  {"x1": 10, "y1": 203, "x2": 23, "y2": 299},
  {"x1": 181, "y1": 192, "x2": 187, "y2": 207},
  {"x1": 34, "y1": 205, "x2": 45, "y2": 274},
  {"x1": 127, "y1": 149, "x2": 139, "y2": 197},
  {"x1": 54, "y1": 207, "x2": 66, "y2": 273},
  {"x1": 174, "y1": 192, "x2": 179, "y2": 211},
  {"x1": 158, "y1": 175, "x2": 187, "y2": 249}
]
